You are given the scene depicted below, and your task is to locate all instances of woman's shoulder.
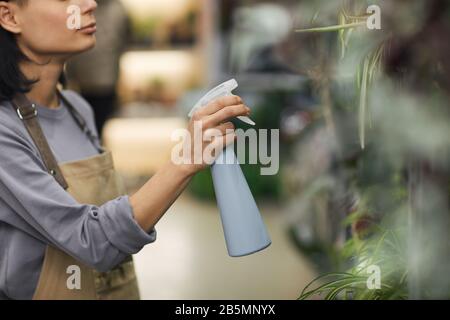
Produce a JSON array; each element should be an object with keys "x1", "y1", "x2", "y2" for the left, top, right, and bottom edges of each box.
[
  {"x1": 0, "y1": 90, "x2": 93, "y2": 125},
  {"x1": 0, "y1": 90, "x2": 100, "y2": 140},
  {"x1": 0, "y1": 100, "x2": 38, "y2": 156},
  {"x1": 0, "y1": 98, "x2": 18, "y2": 118},
  {"x1": 0, "y1": 99, "x2": 30, "y2": 137}
]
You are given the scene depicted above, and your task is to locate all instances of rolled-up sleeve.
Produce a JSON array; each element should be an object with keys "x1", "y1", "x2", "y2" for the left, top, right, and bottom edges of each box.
[
  {"x1": 99, "y1": 196, "x2": 157, "y2": 254},
  {"x1": 0, "y1": 121, "x2": 156, "y2": 272}
]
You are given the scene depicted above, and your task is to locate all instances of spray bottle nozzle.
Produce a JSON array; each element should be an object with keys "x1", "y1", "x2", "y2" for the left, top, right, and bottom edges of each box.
[{"x1": 189, "y1": 79, "x2": 256, "y2": 126}]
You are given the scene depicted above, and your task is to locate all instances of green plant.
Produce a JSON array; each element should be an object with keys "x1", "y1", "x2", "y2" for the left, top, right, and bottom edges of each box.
[
  {"x1": 299, "y1": 216, "x2": 409, "y2": 300},
  {"x1": 296, "y1": 0, "x2": 385, "y2": 149},
  {"x1": 292, "y1": 0, "x2": 450, "y2": 300}
]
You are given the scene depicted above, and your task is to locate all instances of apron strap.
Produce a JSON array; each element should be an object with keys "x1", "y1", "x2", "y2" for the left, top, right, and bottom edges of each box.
[{"x1": 11, "y1": 93, "x2": 69, "y2": 190}]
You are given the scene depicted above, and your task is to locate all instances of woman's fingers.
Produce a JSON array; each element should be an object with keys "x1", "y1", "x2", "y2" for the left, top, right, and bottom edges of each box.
[
  {"x1": 203, "y1": 104, "x2": 250, "y2": 128},
  {"x1": 206, "y1": 131, "x2": 237, "y2": 161},
  {"x1": 194, "y1": 95, "x2": 243, "y2": 118},
  {"x1": 204, "y1": 122, "x2": 235, "y2": 138},
  {"x1": 187, "y1": 94, "x2": 245, "y2": 166},
  {"x1": 223, "y1": 131, "x2": 238, "y2": 147}
]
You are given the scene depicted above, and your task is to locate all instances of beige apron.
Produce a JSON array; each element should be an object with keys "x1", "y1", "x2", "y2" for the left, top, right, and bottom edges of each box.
[{"x1": 12, "y1": 91, "x2": 140, "y2": 300}]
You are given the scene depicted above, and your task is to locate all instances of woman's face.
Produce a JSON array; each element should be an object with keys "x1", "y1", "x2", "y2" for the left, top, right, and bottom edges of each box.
[{"x1": 3, "y1": 0, "x2": 98, "y2": 60}]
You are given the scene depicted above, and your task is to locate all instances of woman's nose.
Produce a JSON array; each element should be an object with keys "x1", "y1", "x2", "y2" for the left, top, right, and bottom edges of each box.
[{"x1": 79, "y1": 0, "x2": 97, "y2": 14}]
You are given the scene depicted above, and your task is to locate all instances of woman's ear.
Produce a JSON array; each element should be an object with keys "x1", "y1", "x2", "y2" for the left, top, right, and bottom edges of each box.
[{"x1": 0, "y1": 1, "x2": 22, "y2": 34}]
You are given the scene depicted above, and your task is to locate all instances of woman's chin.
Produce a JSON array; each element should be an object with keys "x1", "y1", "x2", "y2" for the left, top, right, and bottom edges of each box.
[{"x1": 73, "y1": 37, "x2": 97, "y2": 53}]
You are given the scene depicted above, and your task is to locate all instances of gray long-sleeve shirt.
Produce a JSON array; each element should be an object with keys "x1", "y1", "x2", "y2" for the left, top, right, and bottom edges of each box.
[{"x1": 0, "y1": 90, "x2": 156, "y2": 300}]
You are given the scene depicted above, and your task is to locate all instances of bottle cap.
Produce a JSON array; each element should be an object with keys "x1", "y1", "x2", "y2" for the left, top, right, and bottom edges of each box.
[{"x1": 188, "y1": 79, "x2": 255, "y2": 126}]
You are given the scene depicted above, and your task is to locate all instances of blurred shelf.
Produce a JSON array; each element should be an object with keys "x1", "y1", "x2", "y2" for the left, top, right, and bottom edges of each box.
[
  {"x1": 219, "y1": 73, "x2": 309, "y2": 92},
  {"x1": 125, "y1": 44, "x2": 198, "y2": 52},
  {"x1": 118, "y1": 50, "x2": 202, "y2": 104},
  {"x1": 103, "y1": 117, "x2": 188, "y2": 176}
]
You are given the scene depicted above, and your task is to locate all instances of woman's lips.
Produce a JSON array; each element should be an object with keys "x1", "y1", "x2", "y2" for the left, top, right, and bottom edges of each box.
[{"x1": 78, "y1": 23, "x2": 97, "y2": 34}]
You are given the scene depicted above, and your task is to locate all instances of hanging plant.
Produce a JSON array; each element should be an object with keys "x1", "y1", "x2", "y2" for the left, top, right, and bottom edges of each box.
[{"x1": 295, "y1": 0, "x2": 385, "y2": 149}]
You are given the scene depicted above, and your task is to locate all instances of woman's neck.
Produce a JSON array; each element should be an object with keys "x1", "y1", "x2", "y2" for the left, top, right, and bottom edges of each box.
[{"x1": 19, "y1": 58, "x2": 65, "y2": 109}]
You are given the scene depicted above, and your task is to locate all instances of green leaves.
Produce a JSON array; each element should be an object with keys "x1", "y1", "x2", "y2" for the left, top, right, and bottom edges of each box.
[
  {"x1": 298, "y1": 227, "x2": 408, "y2": 300},
  {"x1": 359, "y1": 55, "x2": 370, "y2": 149},
  {"x1": 357, "y1": 44, "x2": 384, "y2": 149},
  {"x1": 295, "y1": 22, "x2": 366, "y2": 33},
  {"x1": 295, "y1": 4, "x2": 385, "y2": 150}
]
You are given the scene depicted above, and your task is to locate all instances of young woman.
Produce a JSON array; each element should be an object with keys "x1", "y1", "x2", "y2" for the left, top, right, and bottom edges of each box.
[{"x1": 0, "y1": 0, "x2": 250, "y2": 300}]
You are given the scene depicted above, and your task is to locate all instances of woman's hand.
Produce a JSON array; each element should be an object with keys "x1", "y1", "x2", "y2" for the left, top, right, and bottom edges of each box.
[
  {"x1": 130, "y1": 95, "x2": 251, "y2": 232},
  {"x1": 177, "y1": 95, "x2": 251, "y2": 175}
]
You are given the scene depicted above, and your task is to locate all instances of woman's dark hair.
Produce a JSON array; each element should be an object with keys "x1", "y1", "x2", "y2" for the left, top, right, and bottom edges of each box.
[{"x1": 0, "y1": 0, "x2": 38, "y2": 102}]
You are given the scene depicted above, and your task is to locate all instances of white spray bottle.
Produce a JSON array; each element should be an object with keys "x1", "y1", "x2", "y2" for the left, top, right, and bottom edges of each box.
[{"x1": 189, "y1": 79, "x2": 271, "y2": 257}]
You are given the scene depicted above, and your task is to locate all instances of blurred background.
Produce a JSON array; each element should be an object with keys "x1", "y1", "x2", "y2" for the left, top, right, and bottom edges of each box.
[{"x1": 65, "y1": 0, "x2": 450, "y2": 300}]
